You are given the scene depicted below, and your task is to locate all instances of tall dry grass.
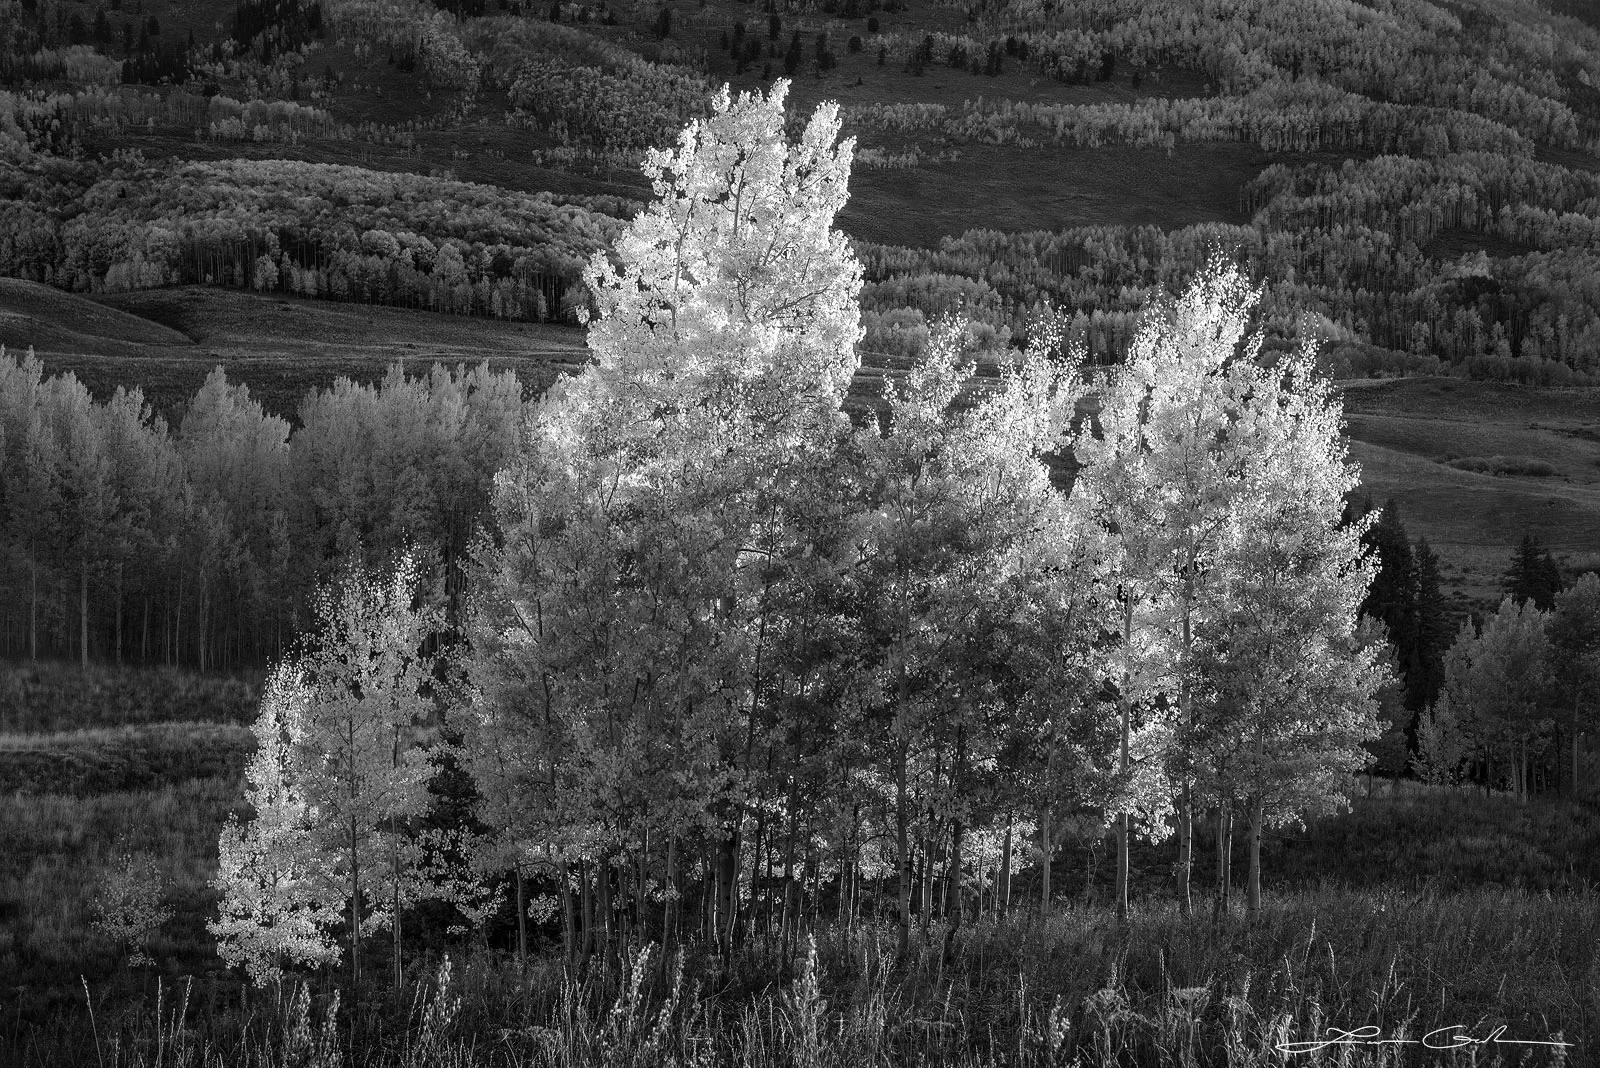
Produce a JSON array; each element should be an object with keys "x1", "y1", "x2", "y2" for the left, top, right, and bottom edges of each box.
[{"x1": 12, "y1": 886, "x2": 1594, "y2": 1067}]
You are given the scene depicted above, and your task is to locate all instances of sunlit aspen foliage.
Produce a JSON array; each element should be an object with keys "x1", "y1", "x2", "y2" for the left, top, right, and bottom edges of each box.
[{"x1": 212, "y1": 553, "x2": 441, "y2": 986}]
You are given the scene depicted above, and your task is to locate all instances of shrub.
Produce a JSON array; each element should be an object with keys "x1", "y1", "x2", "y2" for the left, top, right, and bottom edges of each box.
[
  {"x1": 1445, "y1": 455, "x2": 1557, "y2": 477},
  {"x1": 90, "y1": 847, "x2": 172, "y2": 968}
]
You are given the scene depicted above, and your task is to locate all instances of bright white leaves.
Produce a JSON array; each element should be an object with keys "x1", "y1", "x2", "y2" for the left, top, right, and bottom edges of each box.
[
  {"x1": 567, "y1": 78, "x2": 862, "y2": 459},
  {"x1": 1076, "y1": 262, "x2": 1384, "y2": 837},
  {"x1": 1202, "y1": 346, "x2": 1384, "y2": 829},
  {"x1": 211, "y1": 553, "x2": 440, "y2": 985},
  {"x1": 474, "y1": 78, "x2": 869, "y2": 873},
  {"x1": 210, "y1": 666, "x2": 342, "y2": 985}
]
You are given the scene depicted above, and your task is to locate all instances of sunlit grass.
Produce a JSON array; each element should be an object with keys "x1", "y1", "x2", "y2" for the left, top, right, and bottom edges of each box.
[{"x1": 12, "y1": 889, "x2": 1596, "y2": 1067}]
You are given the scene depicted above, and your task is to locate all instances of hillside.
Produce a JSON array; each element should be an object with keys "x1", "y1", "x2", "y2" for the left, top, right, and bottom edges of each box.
[
  {"x1": 0, "y1": 280, "x2": 588, "y2": 422},
  {"x1": 1341, "y1": 377, "x2": 1600, "y2": 600}
]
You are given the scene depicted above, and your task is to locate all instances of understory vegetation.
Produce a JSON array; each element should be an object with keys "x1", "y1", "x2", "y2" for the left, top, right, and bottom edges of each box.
[{"x1": 4, "y1": 757, "x2": 1596, "y2": 1066}]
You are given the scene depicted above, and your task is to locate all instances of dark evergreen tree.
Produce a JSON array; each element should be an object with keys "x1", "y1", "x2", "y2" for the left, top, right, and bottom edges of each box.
[
  {"x1": 1360, "y1": 499, "x2": 1418, "y2": 649},
  {"x1": 783, "y1": 29, "x2": 801, "y2": 75},
  {"x1": 1505, "y1": 533, "x2": 1563, "y2": 610},
  {"x1": 1403, "y1": 537, "x2": 1450, "y2": 754}
]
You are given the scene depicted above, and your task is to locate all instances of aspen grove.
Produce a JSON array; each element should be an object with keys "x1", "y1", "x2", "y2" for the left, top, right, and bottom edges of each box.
[{"x1": 214, "y1": 80, "x2": 1388, "y2": 979}]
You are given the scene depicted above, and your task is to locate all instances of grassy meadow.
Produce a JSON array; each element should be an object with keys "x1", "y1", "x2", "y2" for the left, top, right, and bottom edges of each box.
[
  {"x1": 1, "y1": 658, "x2": 1598, "y2": 1067},
  {"x1": 0, "y1": 279, "x2": 588, "y2": 425}
]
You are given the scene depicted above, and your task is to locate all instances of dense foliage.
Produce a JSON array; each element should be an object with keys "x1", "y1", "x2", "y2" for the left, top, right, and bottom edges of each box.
[
  {"x1": 187, "y1": 86, "x2": 1392, "y2": 1004},
  {"x1": 3, "y1": 0, "x2": 1600, "y2": 383},
  {"x1": 0, "y1": 156, "x2": 626, "y2": 321},
  {"x1": 0, "y1": 351, "x2": 533, "y2": 669}
]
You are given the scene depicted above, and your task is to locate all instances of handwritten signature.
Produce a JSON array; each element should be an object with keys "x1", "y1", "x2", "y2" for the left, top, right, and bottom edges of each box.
[{"x1": 1277, "y1": 1024, "x2": 1575, "y2": 1054}]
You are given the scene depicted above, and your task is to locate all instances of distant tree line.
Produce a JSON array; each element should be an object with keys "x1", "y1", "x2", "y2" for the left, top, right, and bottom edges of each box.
[
  {"x1": 0, "y1": 351, "x2": 533, "y2": 670},
  {"x1": 1406, "y1": 527, "x2": 1600, "y2": 798},
  {"x1": 0, "y1": 157, "x2": 628, "y2": 323},
  {"x1": 1416, "y1": 568, "x2": 1600, "y2": 801}
]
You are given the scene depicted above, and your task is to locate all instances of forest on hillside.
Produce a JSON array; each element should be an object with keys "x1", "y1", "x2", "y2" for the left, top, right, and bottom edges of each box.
[{"x1": 3, "y1": 0, "x2": 1600, "y2": 381}]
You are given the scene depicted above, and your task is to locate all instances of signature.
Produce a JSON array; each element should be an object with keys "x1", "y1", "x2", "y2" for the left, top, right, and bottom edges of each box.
[{"x1": 1277, "y1": 1024, "x2": 1575, "y2": 1054}]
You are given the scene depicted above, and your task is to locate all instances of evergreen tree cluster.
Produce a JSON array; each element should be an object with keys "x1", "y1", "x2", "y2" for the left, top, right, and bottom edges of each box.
[
  {"x1": 1503, "y1": 532, "x2": 1565, "y2": 611},
  {"x1": 1343, "y1": 495, "x2": 1449, "y2": 743}
]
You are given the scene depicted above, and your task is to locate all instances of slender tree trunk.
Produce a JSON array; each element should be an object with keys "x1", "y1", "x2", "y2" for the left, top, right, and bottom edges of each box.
[
  {"x1": 895, "y1": 737, "x2": 911, "y2": 960},
  {"x1": 664, "y1": 838, "x2": 678, "y2": 956},
  {"x1": 579, "y1": 860, "x2": 594, "y2": 964},
  {"x1": 637, "y1": 833, "x2": 649, "y2": 944},
  {"x1": 1214, "y1": 806, "x2": 1232, "y2": 921},
  {"x1": 1115, "y1": 596, "x2": 1133, "y2": 923},
  {"x1": 999, "y1": 816, "x2": 1013, "y2": 916},
  {"x1": 392, "y1": 842, "x2": 402, "y2": 989},
  {"x1": 114, "y1": 563, "x2": 123, "y2": 667},
  {"x1": 721, "y1": 830, "x2": 740, "y2": 951},
  {"x1": 1038, "y1": 804, "x2": 1052, "y2": 914},
  {"x1": 79, "y1": 556, "x2": 89, "y2": 672},
  {"x1": 781, "y1": 790, "x2": 798, "y2": 951},
  {"x1": 516, "y1": 867, "x2": 527, "y2": 966},
  {"x1": 1246, "y1": 795, "x2": 1263, "y2": 915},
  {"x1": 1176, "y1": 576, "x2": 1195, "y2": 918},
  {"x1": 597, "y1": 854, "x2": 613, "y2": 963},
  {"x1": 349, "y1": 817, "x2": 362, "y2": 992},
  {"x1": 142, "y1": 592, "x2": 150, "y2": 664},
  {"x1": 919, "y1": 817, "x2": 936, "y2": 936},
  {"x1": 747, "y1": 812, "x2": 766, "y2": 939},
  {"x1": 944, "y1": 814, "x2": 963, "y2": 960},
  {"x1": 29, "y1": 559, "x2": 37, "y2": 661}
]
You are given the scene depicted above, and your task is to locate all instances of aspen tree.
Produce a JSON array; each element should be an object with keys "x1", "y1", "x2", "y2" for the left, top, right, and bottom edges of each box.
[
  {"x1": 213, "y1": 553, "x2": 440, "y2": 994},
  {"x1": 1196, "y1": 345, "x2": 1384, "y2": 913},
  {"x1": 210, "y1": 666, "x2": 343, "y2": 986},
  {"x1": 1073, "y1": 263, "x2": 1268, "y2": 920},
  {"x1": 471, "y1": 78, "x2": 862, "y2": 958}
]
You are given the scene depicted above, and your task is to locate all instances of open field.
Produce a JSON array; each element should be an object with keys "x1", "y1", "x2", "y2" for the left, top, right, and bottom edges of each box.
[
  {"x1": 838, "y1": 140, "x2": 1278, "y2": 250},
  {"x1": 1339, "y1": 378, "x2": 1600, "y2": 605},
  {"x1": 0, "y1": 281, "x2": 589, "y2": 423},
  {"x1": 3, "y1": 766, "x2": 1597, "y2": 1066}
]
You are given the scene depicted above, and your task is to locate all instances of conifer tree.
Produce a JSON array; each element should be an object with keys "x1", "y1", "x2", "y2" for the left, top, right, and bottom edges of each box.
[
  {"x1": 1407, "y1": 537, "x2": 1450, "y2": 719},
  {"x1": 1504, "y1": 533, "x2": 1563, "y2": 610},
  {"x1": 1360, "y1": 500, "x2": 1417, "y2": 657}
]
